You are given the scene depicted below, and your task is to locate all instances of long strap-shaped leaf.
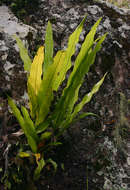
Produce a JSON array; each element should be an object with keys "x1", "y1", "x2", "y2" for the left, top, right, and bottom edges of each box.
[
  {"x1": 62, "y1": 21, "x2": 104, "y2": 120},
  {"x1": 64, "y1": 34, "x2": 107, "y2": 125},
  {"x1": 21, "y1": 106, "x2": 39, "y2": 143},
  {"x1": 8, "y1": 96, "x2": 26, "y2": 133},
  {"x1": 52, "y1": 50, "x2": 66, "y2": 91},
  {"x1": 36, "y1": 50, "x2": 66, "y2": 125},
  {"x1": 56, "y1": 16, "x2": 87, "y2": 89},
  {"x1": 36, "y1": 17, "x2": 86, "y2": 125},
  {"x1": 28, "y1": 46, "x2": 44, "y2": 95},
  {"x1": 43, "y1": 21, "x2": 53, "y2": 73},
  {"x1": 69, "y1": 73, "x2": 107, "y2": 124},
  {"x1": 52, "y1": 19, "x2": 105, "y2": 129},
  {"x1": 27, "y1": 46, "x2": 44, "y2": 118},
  {"x1": 58, "y1": 74, "x2": 107, "y2": 133},
  {"x1": 14, "y1": 35, "x2": 32, "y2": 72},
  {"x1": 8, "y1": 97, "x2": 38, "y2": 153},
  {"x1": 67, "y1": 18, "x2": 102, "y2": 87}
]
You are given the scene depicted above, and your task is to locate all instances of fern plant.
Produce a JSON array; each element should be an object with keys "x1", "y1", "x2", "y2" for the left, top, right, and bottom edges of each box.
[{"x1": 8, "y1": 16, "x2": 107, "y2": 180}]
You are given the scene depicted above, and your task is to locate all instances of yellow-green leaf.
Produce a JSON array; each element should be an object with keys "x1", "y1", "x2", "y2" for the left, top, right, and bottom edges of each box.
[
  {"x1": 8, "y1": 97, "x2": 38, "y2": 153},
  {"x1": 35, "y1": 51, "x2": 68, "y2": 125},
  {"x1": 67, "y1": 17, "x2": 102, "y2": 86},
  {"x1": 46, "y1": 158, "x2": 57, "y2": 172},
  {"x1": 18, "y1": 152, "x2": 31, "y2": 158},
  {"x1": 34, "y1": 158, "x2": 45, "y2": 180},
  {"x1": 27, "y1": 82, "x2": 38, "y2": 118},
  {"x1": 44, "y1": 21, "x2": 53, "y2": 73},
  {"x1": 52, "y1": 50, "x2": 66, "y2": 91},
  {"x1": 70, "y1": 73, "x2": 107, "y2": 122},
  {"x1": 8, "y1": 96, "x2": 26, "y2": 134},
  {"x1": 36, "y1": 119, "x2": 50, "y2": 134},
  {"x1": 36, "y1": 79, "x2": 53, "y2": 125},
  {"x1": 28, "y1": 46, "x2": 44, "y2": 95},
  {"x1": 36, "y1": 51, "x2": 66, "y2": 125},
  {"x1": 14, "y1": 35, "x2": 32, "y2": 72},
  {"x1": 27, "y1": 135, "x2": 38, "y2": 153},
  {"x1": 58, "y1": 16, "x2": 87, "y2": 91},
  {"x1": 40, "y1": 132, "x2": 52, "y2": 140},
  {"x1": 21, "y1": 106, "x2": 39, "y2": 143},
  {"x1": 39, "y1": 16, "x2": 87, "y2": 127},
  {"x1": 27, "y1": 46, "x2": 44, "y2": 118},
  {"x1": 52, "y1": 27, "x2": 107, "y2": 130}
]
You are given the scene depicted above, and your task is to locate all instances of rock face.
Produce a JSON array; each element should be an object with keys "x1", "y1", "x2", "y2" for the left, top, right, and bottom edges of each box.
[
  {"x1": 0, "y1": 6, "x2": 36, "y2": 37},
  {"x1": 0, "y1": 0, "x2": 129, "y2": 189},
  {"x1": 0, "y1": 5, "x2": 36, "y2": 103}
]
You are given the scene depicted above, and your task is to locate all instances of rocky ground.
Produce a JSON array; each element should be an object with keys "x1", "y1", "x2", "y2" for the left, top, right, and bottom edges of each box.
[
  {"x1": 103, "y1": 0, "x2": 130, "y2": 8},
  {"x1": 0, "y1": 0, "x2": 130, "y2": 189}
]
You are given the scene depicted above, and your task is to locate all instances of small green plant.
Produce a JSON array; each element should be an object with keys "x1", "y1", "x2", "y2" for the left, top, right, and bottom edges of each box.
[{"x1": 8, "y1": 16, "x2": 107, "y2": 180}]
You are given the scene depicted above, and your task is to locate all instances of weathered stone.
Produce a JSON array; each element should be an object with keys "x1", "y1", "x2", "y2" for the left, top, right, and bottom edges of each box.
[
  {"x1": 0, "y1": 0, "x2": 130, "y2": 189},
  {"x1": 0, "y1": 5, "x2": 36, "y2": 104},
  {"x1": 0, "y1": 6, "x2": 36, "y2": 38},
  {"x1": 87, "y1": 5, "x2": 103, "y2": 15}
]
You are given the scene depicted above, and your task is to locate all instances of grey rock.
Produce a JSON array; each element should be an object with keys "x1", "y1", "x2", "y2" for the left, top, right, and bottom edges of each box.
[
  {"x1": 87, "y1": 5, "x2": 103, "y2": 15},
  {"x1": 67, "y1": 8, "x2": 80, "y2": 20},
  {"x1": 0, "y1": 40, "x2": 8, "y2": 51},
  {"x1": 69, "y1": 23, "x2": 77, "y2": 30},
  {"x1": 118, "y1": 23, "x2": 130, "y2": 38},
  {"x1": 127, "y1": 157, "x2": 130, "y2": 166},
  {"x1": 127, "y1": 142, "x2": 130, "y2": 156},
  {"x1": 0, "y1": 6, "x2": 36, "y2": 38},
  {"x1": 3, "y1": 61, "x2": 15, "y2": 75},
  {"x1": 103, "y1": 178, "x2": 112, "y2": 189},
  {"x1": 0, "y1": 5, "x2": 36, "y2": 103},
  {"x1": 102, "y1": 18, "x2": 111, "y2": 29}
]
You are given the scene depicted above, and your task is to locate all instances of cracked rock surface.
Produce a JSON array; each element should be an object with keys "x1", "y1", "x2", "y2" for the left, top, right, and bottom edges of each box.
[{"x1": 0, "y1": 0, "x2": 130, "y2": 189}]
